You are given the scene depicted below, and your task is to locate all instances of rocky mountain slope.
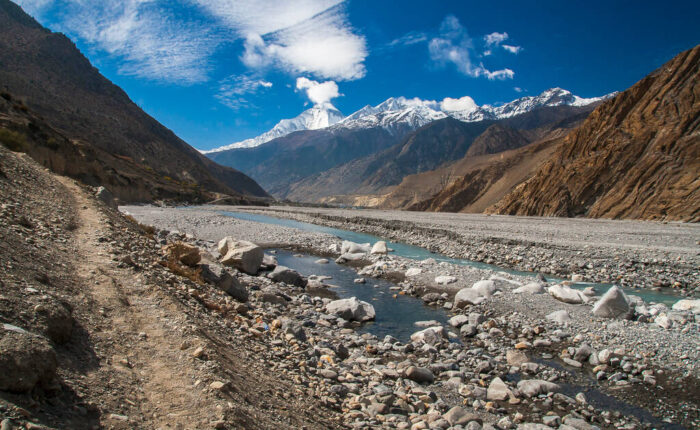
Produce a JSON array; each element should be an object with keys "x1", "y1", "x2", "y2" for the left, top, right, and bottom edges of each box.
[
  {"x1": 0, "y1": 0, "x2": 268, "y2": 203},
  {"x1": 490, "y1": 45, "x2": 700, "y2": 221},
  {"x1": 290, "y1": 105, "x2": 596, "y2": 204}
]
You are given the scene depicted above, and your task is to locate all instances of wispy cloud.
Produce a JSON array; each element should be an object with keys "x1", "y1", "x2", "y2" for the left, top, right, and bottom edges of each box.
[
  {"x1": 429, "y1": 15, "x2": 516, "y2": 80},
  {"x1": 484, "y1": 31, "x2": 522, "y2": 55},
  {"x1": 198, "y1": 0, "x2": 367, "y2": 81},
  {"x1": 387, "y1": 31, "x2": 428, "y2": 48},
  {"x1": 215, "y1": 75, "x2": 273, "y2": 110}
]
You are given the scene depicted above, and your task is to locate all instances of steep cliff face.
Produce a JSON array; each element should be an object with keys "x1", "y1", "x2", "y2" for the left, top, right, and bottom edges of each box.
[
  {"x1": 490, "y1": 45, "x2": 700, "y2": 221},
  {"x1": 0, "y1": 0, "x2": 268, "y2": 202}
]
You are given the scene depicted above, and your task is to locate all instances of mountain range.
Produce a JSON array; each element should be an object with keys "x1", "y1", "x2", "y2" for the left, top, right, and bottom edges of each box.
[
  {"x1": 205, "y1": 88, "x2": 610, "y2": 153},
  {"x1": 0, "y1": 0, "x2": 268, "y2": 203},
  {"x1": 207, "y1": 88, "x2": 608, "y2": 202}
]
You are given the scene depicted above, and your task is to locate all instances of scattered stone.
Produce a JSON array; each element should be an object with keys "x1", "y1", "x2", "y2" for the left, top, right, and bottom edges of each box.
[
  {"x1": 546, "y1": 310, "x2": 571, "y2": 324},
  {"x1": 517, "y1": 380, "x2": 560, "y2": 397},
  {"x1": 268, "y1": 265, "x2": 306, "y2": 287},
  {"x1": 486, "y1": 377, "x2": 512, "y2": 401},
  {"x1": 370, "y1": 241, "x2": 388, "y2": 255},
  {"x1": 514, "y1": 282, "x2": 545, "y2": 294},
  {"x1": 218, "y1": 238, "x2": 264, "y2": 275},
  {"x1": 548, "y1": 284, "x2": 587, "y2": 304},
  {"x1": 405, "y1": 268, "x2": 422, "y2": 277},
  {"x1": 435, "y1": 275, "x2": 457, "y2": 285},
  {"x1": 404, "y1": 366, "x2": 434, "y2": 384}
]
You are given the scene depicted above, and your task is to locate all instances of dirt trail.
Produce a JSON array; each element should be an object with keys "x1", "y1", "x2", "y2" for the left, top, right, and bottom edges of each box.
[{"x1": 57, "y1": 177, "x2": 219, "y2": 429}]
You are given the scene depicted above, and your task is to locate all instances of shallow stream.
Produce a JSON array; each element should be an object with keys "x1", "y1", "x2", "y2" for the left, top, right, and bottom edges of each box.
[{"x1": 222, "y1": 210, "x2": 682, "y2": 305}]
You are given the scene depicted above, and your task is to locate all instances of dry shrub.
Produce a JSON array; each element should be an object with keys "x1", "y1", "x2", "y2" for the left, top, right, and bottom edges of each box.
[{"x1": 123, "y1": 214, "x2": 156, "y2": 238}]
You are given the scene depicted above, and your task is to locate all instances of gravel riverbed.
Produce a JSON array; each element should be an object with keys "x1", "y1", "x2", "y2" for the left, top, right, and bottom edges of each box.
[{"x1": 121, "y1": 204, "x2": 700, "y2": 429}]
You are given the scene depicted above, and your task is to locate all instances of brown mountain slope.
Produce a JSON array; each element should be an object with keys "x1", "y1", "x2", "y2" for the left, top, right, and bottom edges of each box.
[
  {"x1": 464, "y1": 124, "x2": 529, "y2": 157},
  {"x1": 490, "y1": 45, "x2": 700, "y2": 221},
  {"x1": 407, "y1": 136, "x2": 563, "y2": 212},
  {"x1": 0, "y1": 0, "x2": 268, "y2": 202}
]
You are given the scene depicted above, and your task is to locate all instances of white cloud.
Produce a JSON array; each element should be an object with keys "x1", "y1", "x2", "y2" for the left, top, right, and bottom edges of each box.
[
  {"x1": 429, "y1": 15, "x2": 515, "y2": 81},
  {"x1": 502, "y1": 44, "x2": 522, "y2": 54},
  {"x1": 514, "y1": 87, "x2": 524, "y2": 93},
  {"x1": 484, "y1": 32, "x2": 508, "y2": 47},
  {"x1": 215, "y1": 75, "x2": 273, "y2": 110},
  {"x1": 440, "y1": 95, "x2": 477, "y2": 112},
  {"x1": 198, "y1": 0, "x2": 367, "y2": 81},
  {"x1": 295, "y1": 77, "x2": 340, "y2": 105}
]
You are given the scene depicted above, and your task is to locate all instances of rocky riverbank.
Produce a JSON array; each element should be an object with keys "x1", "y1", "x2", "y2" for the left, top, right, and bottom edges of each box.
[
  {"x1": 220, "y1": 206, "x2": 700, "y2": 296},
  {"x1": 121, "y1": 205, "x2": 700, "y2": 429}
]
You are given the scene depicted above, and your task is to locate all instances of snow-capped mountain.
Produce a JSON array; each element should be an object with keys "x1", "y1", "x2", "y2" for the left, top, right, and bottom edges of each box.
[
  {"x1": 334, "y1": 97, "x2": 447, "y2": 134},
  {"x1": 205, "y1": 88, "x2": 612, "y2": 153},
  {"x1": 203, "y1": 103, "x2": 344, "y2": 153},
  {"x1": 446, "y1": 88, "x2": 612, "y2": 122}
]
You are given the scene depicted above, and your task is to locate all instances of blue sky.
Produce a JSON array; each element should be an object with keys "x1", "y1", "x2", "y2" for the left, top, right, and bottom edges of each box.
[{"x1": 16, "y1": 0, "x2": 700, "y2": 151}]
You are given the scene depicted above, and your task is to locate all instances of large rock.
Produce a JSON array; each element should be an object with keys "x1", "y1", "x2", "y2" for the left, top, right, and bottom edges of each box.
[
  {"x1": 370, "y1": 241, "x2": 388, "y2": 255},
  {"x1": 95, "y1": 186, "x2": 117, "y2": 209},
  {"x1": 0, "y1": 330, "x2": 57, "y2": 392},
  {"x1": 435, "y1": 275, "x2": 457, "y2": 285},
  {"x1": 338, "y1": 252, "x2": 366, "y2": 261},
  {"x1": 405, "y1": 268, "x2": 422, "y2": 277},
  {"x1": 341, "y1": 240, "x2": 371, "y2": 254},
  {"x1": 201, "y1": 263, "x2": 248, "y2": 302},
  {"x1": 410, "y1": 326, "x2": 446, "y2": 345},
  {"x1": 268, "y1": 265, "x2": 306, "y2": 287},
  {"x1": 443, "y1": 406, "x2": 481, "y2": 426},
  {"x1": 404, "y1": 366, "x2": 434, "y2": 384},
  {"x1": 454, "y1": 288, "x2": 486, "y2": 308},
  {"x1": 672, "y1": 299, "x2": 700, "y2": 314},
  {"x1": 514, "y1": 282, "x2": 545, "y2": 294},
  {"x1": 34, "y1": 299, "x2": 74, "y2": 344},
  {"x1": 218, "y1": 238, "x2": 263, "y2": 275},
  {"x1": 326, "y1": 297, "x2": 375, "y2": 322},
  {"x1": 548, "y1": 284, "x2": 587, "y2": 304},
  {"x1": 174, "y1": 242, "x2": 202, "y2": 267},
  {"x1": 471, "y1": 280, "x2": 497, "y2": 297},
  {"x1": 517, "y1": 379, "x2": 560, "y2": 398},
  {"x1": 486, "y1": 377, "x2": 512, "y2": 401},
  {"x1": 592, "y1": 286, "x2": 631, "y2": 319}
]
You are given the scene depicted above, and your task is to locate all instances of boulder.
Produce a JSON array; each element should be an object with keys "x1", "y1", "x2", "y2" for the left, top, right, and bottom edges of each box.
[
  {"x1": 506, "y1": 349, "x2": 528, "y2": 366},
  {"x1": 95, "y1": 186, "x2": 117, "y2": 209},
  {"x1": 443, "y1": 406, "x2": 481, "y2": 426},
  {"x1": 164, "y1": 242, "x2": 201, "y2": 267},
  {"x1": 471, "y1": 280, "x2": 497, "y2": 297},
  {"x1": 454, "y1": 288, "x2": 486, "y2": 308},
  {"x1": 339, "y1": 252, "x2": 366, "y2": 261},
  {"x1": 341, "y1": 240, "x2": 371, "y2": 254},
  {"x1": 370, "y1": 241, "x2": 388, "y2": 255},
  {"x1": 435, "y1": 275, "x2": 457, "y2": 285},
  {"x1": 592, "y1": 286, "x2": 631, "y2": 319},
  {"x1": 261, "y1": 254, "x2": 278, "y2": 270},
  {"x1": 326, "y1": 297, "x2": 375, "y2": 322},
  {"x1": 0, "y1": 330, "x2": 57, "y2": 393},
  {"x1": 548, "y1": 284, "x2": 587, "y2": 304},
  {"x1": 404, "y1": 366, "x2": 434, "y2": 384},
  {"x1": 517, "y1": 380, "x2": 560, "y2": 398},
  {"x1": 672, "y1": 299, "x2": 700, "y2": 314},
  {"x1": 410, "y1": 326, "x2": 446, "y2": 345},
  {"x1": 201, "y1": 263, "x2": 248, "y2": 302},
  {"x1": 218, "y1": 238, "x2": 263, "y2": 275},
  {"x1": 486, "y1": 377, "x2": 512, "y2": 401},
  {"x1": 514, "y1": 282, "x2": 545, "y2": 294},
  {"x1": 33, "y1": 299, "x2": 74, "y2": 344},
  {"x1": 268, "y1": 265, "x2": 306, "y2": 287},
  {"x1": 448, "y1": 314, "x2": 469, "y2": 327},
  {"x1": 405, "y1": 268, "x2": 422, "y2": 277}
]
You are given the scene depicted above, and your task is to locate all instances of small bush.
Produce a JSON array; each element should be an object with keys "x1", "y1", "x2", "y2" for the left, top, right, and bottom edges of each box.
[
  {"x1": 123, "y1": 214, "x2": 156, "y2": 237},
  {"x1": 0, "y1": 128, "x2": 27, "y2": 152}
]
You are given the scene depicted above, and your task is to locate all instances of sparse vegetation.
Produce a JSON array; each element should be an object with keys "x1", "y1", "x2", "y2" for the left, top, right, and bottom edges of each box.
[
  {"x1": 123, "y1": 214, "x2": 156, "y2": 237},
  {"x1": 0, "y1": 128, "x2": 28, "y2": 152}
]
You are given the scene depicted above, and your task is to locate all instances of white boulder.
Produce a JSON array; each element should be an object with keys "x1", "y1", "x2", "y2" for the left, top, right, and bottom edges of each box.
[
  {"x1": 453, "y1": 288, "x2": 486, "y2": 308},
  {"x1": 548, "y1": 284, "x2": 587, "y2": 304},
  {"x1": 592, "y1": 286, "x2": 631, "y2": 319},
  {"x1": 370, "y1": 241, "x2": 388, "y2": 255},
  {"x1": 410, "y1": 326, "x2": 446, "y2": 345},
  {"x1": 672, "y1": 299, "x2": 700, "y2": 314},
  {"x1": 514, "y1": 283, "x2": 545, "y2": 294},
  {"x1": 471, "y1": 280, "x2": 497, "y2": 297},
  {"x1": 405, "y1": 268, "x2": 422, "y2": 277},
  {"x1": 341, "y1": 240, "x2": 371, "y2": 254},
  {"x1": 435, "y1": 275, "x2": 457, "y2": 285},
  {"x1": 326, "y1": 297, "x2": 375, "y2": 322},
  {"x1": 218, "y1": 237, "x2": 263, "y2": 275},
  {"x1": 546, "y1": 310, "x2": 571, "y2": 324}
]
